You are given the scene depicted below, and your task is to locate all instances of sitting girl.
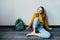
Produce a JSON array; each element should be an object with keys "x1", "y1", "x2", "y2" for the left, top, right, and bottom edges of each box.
[{"x1": 26, "y1": 6, "x2": 52, "y2": 38}]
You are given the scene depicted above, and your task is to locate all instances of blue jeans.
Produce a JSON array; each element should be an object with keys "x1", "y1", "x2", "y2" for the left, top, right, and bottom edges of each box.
[{"x1": 33, "y1": 17, "x2": 51, "y2": 38}]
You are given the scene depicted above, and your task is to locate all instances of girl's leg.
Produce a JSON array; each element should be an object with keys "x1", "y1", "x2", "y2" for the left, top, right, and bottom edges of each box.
[
  {"x1": 32, "y1": 17, "x2": 39, "y2": 32},
  {"x1": 26, "y1": 18, "x2": 39, "y2": 36},
  {"x1": 31, "y1": 26, "x2": 51, "y2": 38},
  {"x1": 39, "y1": 29, "x2": 50, "y2": 38}
]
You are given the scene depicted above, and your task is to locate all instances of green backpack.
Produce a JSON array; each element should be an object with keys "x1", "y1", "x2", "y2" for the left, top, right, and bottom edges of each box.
[{"x1": 15, "y1": 18, "x2": 25, "y2": 31}]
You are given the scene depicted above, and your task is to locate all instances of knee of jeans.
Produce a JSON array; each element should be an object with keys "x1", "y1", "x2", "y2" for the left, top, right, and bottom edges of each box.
[
  {"x1": 44, "y1": 32, "x2": 51, "y2": 38},
  {"x1": 40, "y1": 32, "x2": 51, "y2": 38},
  {"x1": 33, "y1": 17, "x2": 39, "y2": 28},
  {"x1": 34, "y1": 17, "x2": 39, "y2": 22},
  {"x1": 47, "y1": 33, "x2": 51, "y2": 38}
]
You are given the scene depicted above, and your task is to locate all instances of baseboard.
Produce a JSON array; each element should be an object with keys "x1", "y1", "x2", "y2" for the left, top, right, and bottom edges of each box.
[
  {"x1": 0, "y1": 25, "x2": 60, "y2": 28},
  {"x1": 0, "y1": 25, "x2": 28, "y2": 28},
  {"x1": 0, "y1": 25, "x2": 15, "y2": 28},
  {"x1": 49, "y1": 25, "x2": 60, "y2": 28}
]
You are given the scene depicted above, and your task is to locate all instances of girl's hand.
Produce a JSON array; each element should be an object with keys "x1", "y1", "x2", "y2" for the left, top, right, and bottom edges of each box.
[
  {"x1": 25, "y1": 27, "x2": 29, "y2": 30},
  {"x1": 36, "y1": 14, "x2": 39, "y2": 17},
  {"x1": 48, "y1": 28, "x2": 52, "y2": 30}
]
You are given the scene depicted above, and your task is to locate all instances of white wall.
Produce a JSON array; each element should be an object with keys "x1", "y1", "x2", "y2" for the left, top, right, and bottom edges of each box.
[{"x1": 0, "y1": 0, "x2": 60, "y2": 25}]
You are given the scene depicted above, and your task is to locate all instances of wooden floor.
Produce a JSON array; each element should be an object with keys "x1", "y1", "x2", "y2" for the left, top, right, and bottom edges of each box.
[{"x1": 0, "y1": 27, "x2": 60, "y2": 40}]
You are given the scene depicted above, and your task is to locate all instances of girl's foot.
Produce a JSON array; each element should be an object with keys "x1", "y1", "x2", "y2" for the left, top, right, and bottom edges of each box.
[
  {"x1": 26, "y1": 32, "x2": 35, "y2": 37},
  {"x1": 26, "y1": 32, "x2": 39, "y2": 37}
]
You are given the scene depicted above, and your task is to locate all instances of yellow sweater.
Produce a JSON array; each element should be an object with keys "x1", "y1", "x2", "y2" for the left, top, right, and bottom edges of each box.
[{"x1": 27, "y1": 13, "x2": 50, "y2": 30}]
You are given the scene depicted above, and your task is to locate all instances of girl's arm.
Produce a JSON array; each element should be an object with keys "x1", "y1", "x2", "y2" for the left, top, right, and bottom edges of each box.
[
  {"x1": 44, "y1": 14, "x2": 52, "y2": 30},
  {"x1": 27, "y1": 13, "x2": 36, "y2": 29}
]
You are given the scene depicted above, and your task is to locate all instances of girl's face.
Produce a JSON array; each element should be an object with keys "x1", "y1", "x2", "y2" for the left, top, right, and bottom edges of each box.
[{"x1": 37, "y1": 7, "x2": 43, "y2": 14}]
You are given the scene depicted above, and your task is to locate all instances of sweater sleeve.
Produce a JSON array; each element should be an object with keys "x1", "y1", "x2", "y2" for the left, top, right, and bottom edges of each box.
[
  {"x1": 44, "y1": 14, "x2": 50, "y2": 29},
  {"x1": 27, "y1": 13, "x2": 36, "y2": 29}
]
